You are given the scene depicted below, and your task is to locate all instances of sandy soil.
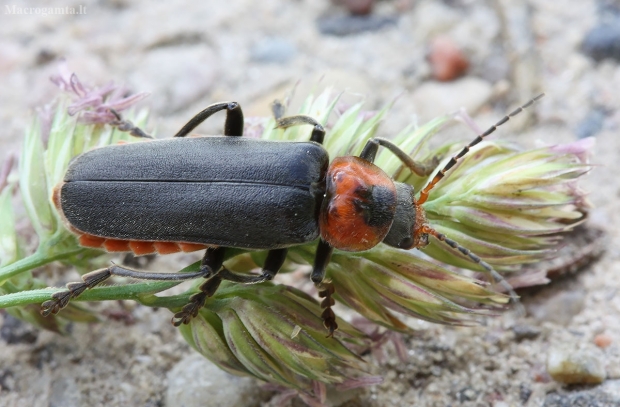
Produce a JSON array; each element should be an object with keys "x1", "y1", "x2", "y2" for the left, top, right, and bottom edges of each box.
[{"x1": 1, "y1": 1, "x2": 619, "y2": 406}]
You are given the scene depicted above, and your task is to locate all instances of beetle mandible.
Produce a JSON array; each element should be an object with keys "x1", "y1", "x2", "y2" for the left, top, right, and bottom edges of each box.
[{"x1": 42, "y1": 96, "x2": 543, "y2": 335}]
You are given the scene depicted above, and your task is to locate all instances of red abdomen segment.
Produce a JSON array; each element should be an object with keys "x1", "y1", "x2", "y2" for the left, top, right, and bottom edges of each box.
[
  {"x1": 319, "y1": 156, "x2": 397, "y2": 252},
  {"x1": 77, "y1": 233, "x2": 209, "y2": 255}
]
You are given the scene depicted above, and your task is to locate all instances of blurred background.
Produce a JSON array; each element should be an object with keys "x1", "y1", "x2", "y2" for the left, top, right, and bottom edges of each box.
[{"x1": 1, "y1": 1, "x2": 619, "y2": 406}]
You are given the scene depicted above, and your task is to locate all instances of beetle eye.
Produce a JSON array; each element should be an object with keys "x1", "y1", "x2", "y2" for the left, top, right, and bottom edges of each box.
[
  {"x1": 419, "y1": 233, "x2": 430, "y2": 248},
  {"x1": 398, "y1": 236, "x2": 414, "y2": 249}
]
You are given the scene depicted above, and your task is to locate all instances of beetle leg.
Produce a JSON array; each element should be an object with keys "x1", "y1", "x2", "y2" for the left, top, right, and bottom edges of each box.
[
  {"x1": 310, "y1": 239, "x2": 338, "y2": 336},
  {"x1": 108, "y1": 109, "x2": 154, "y2": 139},
  {"x1": 172, "y1": 247, "x2": 226, "y2": 326},
  {"x1": 318, "y1": 282, "x2": 338, "y2": 337},
  {"x1": 217, "y1": 248, "x2": 288, "y2": 284},
  {"x1": 172, "y1": 274, "x2": 223, "y2": 326},
  {"x1": 41, "y1": 263, "x2": 210, "y2": 317},
  {"x1": 310, "y1": 239, "x2": 332, "y2": 284},
  {"x1": 275, "y1": 115, "x2": 326, "y2": 144},
  {"x1": 173, "y1": 102, "x2": 244, "y2": 138},
  {"x1": 360, "y1": 138, "x2": 438, "y2": 176},
  {"x1": 272, "y1": 99, "x2": 286, "y2": 120}
]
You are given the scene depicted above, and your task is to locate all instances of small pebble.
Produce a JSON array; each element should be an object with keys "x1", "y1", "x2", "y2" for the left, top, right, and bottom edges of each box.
[
  {"x1": 543, "y1": 380, "x2": 620, "y2": 406},
  {"x1": 0, "y1": 315, "x2": 38, "y2": 345},
  {"x1": 34, "y1": 48, "x2": 57, "y2": 66},
  {"x1": 317, "y1": 15, "x2": 398, "y2": 36},
  {"x1": 340, "y1": 0, "x2": 375, "y2": 16},
  {"x1": 546, "y1": 344, "x2": 606, "y2": 385},
  {"x1": 249, "y1": 38, "x2": 297, "y2": 64},
  {"x1": 594, "y1": 333, "x2": 613, "y2": 349},
  {"x1": 512, "y1": 324, "x2": 541, "y2": 341},
  {"x1": 574, "y1": 108, "x2": 606, "y2": 139},
  {"x1": 49, "y1": 377, "x2": 82, "y2": 407},
  {"x1": 519, "y1": 383, "x2": 532, "y2": 403},
  {"x1": 428, "y1": 36, "x2": 469, "y2": 81},
  {"x1": 529, "y1": 290, "x2": 586, "y2": 326},
  {"x1": 582, "y1": 20, "x2": 620, "y2": 62},
  {"x1": 456, "y1": 387, "x2": 477, "y2": 402}
]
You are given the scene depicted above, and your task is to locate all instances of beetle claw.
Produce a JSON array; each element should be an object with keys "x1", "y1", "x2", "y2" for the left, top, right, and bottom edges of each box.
[
  {"x1": 40, "y1": 300, "x2": 57, "y2": 317},
  {"x1": 172, "y1": 288, "x2": 212, "y2": 326},
  {"x1": 316, "y1": 281, "x2": 338, "y2": 338}
]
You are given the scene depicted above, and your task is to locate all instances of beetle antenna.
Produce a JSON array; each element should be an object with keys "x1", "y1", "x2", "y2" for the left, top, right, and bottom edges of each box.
[
  {"x1": 420, "y1": 225, "x2": 524, "y2": 316},
  {"x1": 417, "y1": 94, "x2": 545, "y2": 205}
]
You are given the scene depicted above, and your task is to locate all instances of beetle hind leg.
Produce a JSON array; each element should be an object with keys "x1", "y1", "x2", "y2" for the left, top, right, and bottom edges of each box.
[
  {"x1": 41, "y1": 263, "x2": 210, "y2": 317},
  {"x1": 173, "y1": 102, "x2": 244, "y2": 138}
]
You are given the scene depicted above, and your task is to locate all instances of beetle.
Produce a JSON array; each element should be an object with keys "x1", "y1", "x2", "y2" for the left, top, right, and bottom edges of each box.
[{"x1": 42, "y1": 96, "x2": 542, "y2": 334}]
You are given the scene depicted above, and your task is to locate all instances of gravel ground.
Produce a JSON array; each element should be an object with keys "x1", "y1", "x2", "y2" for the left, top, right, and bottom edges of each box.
[{"x1": 1, "y1": 1, "x2": 619, "y2": 406}]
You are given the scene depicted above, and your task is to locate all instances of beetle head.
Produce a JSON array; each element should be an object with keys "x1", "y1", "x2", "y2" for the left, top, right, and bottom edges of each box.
[{"x1": 382, "y1": 182, "x2": 429, "y2": 250}]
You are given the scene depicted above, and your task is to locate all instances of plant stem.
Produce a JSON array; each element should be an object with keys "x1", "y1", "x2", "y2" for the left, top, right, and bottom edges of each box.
[
  {"x1": 0, "y1": 281, "x2": 191, "y2": 309},
  {"x1": 0, "y1": 246, "x2": 86, "y2": 284}
]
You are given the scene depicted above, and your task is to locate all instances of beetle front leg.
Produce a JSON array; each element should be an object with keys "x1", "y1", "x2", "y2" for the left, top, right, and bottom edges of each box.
[
  {"x1": 360, "y1": 138, "x2": 439, "y2": 176},
  {"x1": 311, "y1": 239, "x2": 338, "y2": 337}
]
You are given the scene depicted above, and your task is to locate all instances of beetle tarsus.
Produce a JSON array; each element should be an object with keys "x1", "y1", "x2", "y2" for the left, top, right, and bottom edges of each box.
[
  {"x1": 309, "y1": 239, "x2": 339, "y2": 336},
  {"x1": 272, "y1": 99, "x2": 286, "y2": 120},
  {"x1": 41, "y1": 267, "x2": 113, "y2": 316},
  {"x1": 275, "y1": 115, "x2": 326, "y2": 144},
  {"x1": 172, "y1": 274, "x2": 223, "y2": 326},
  {"x1": 173, "y1": 101, "x2": 243, "y2": 138},
  {"x1": 218, "y1": 267, "x2": 274, "y2": 284},
  {"x1": 317, "y1": 282, "x2": 338, "y2": 337},
  {"x1": 108, "y1": 109, "x2": 153, "y2": 139}
]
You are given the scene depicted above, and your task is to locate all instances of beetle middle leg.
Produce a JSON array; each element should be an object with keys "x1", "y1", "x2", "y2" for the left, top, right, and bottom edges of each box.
[
  {"x1": 272, "y1": 114, "x2": 340, "y2": 334},
  {"x1": 311, "y1": 239, "x2": 338, "y2": 336},
  {"x1": 172, "y1": 248, "x2": 289, "y2": 325}
]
